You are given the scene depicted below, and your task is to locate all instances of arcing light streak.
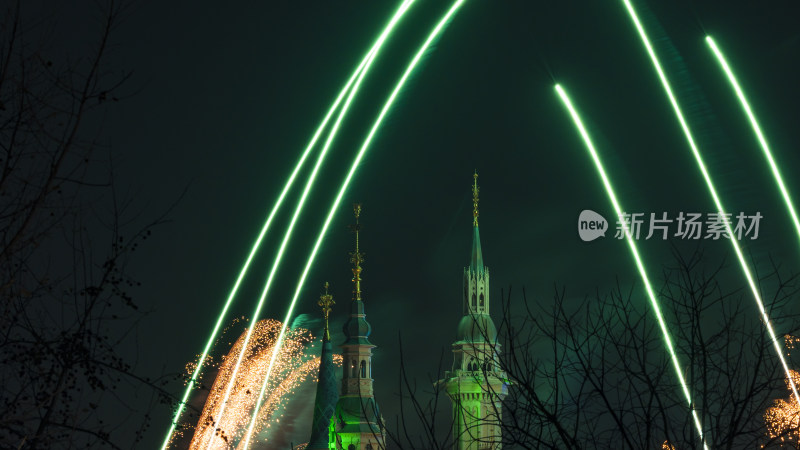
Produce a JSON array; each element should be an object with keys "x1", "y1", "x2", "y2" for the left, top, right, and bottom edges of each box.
[
  {"x1": 621, "y1": 0, "x2": 800, "y2": 409},
  {"x1": 206, "y1": 2, "x2": 416, "y2": 446},
  {"x1": 239, "y1": 1, "x2": 467, "y2": 448},
  {"x1": 555, "y1": 84, "x2": 708, "y2": 450},
  {"x1": 159, "y1": 6, "x2": 407, "y2": 448},
  {"x1": 706, "y1": 36, "x2": 800, "y2": 253}
]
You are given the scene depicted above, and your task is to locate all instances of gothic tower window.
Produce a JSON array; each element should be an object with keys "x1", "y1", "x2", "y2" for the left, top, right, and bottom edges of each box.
[
  {"x1": 479, "y1": 293, "x2": 484, "y2": 308},
  {"x1": 471, "y1": 293, "x2": 477, "y2": 309},
  {"x1": 360, "y1": 360, "x2": 366, "y2": 378}
]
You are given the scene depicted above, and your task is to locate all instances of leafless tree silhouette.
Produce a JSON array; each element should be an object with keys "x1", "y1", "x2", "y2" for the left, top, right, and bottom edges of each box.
[
  {"x1": 395, "y1": 249, "x2": 800, "y2": 449},
  {"x1": 0, "y1": 1, "x2": 180, "y2": 448}
]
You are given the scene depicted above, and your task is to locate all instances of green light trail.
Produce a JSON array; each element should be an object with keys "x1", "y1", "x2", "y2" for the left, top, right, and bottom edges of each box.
[
  {"x1": 158, "y1": 42, "x2": 376, "y2": 450},
  {"x1": 622, "y1": 0, "x2": 800, "y2": 409},
  {"x1": 239, "y1": 1, "x2": 467, "y2": 448},
  {"x1": 205, "y1": 2, "x2": 416, "y2": 446},
  {"x1": 706, "y1": 36, "x2": 800, "y2": 254},
  {"x1": 555, "y1": 84, "x2": 708, "y2": 449}
]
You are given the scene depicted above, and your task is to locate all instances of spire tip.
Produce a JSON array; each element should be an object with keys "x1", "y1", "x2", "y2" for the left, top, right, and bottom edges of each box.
[
  {"x1": 349, "y1": 204, "x2": 364, "y2": 301},
  {"x1": 472, "y1": 171, "x2": 480, "y2": 227},
  {"x1": 318, "y1": 282, "x2": 334, "y2": 340}
]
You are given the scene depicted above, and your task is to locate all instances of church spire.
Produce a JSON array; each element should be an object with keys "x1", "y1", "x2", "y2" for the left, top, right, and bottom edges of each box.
[
  {"x1": 349, "y1": 203, "x2": 364, "y2": 302},
  {"x1": 472, "y1": 170, "x2": 480, "y2": 227},
  {"x1": 342, "y1": 203, "x2": 372, "y2": 346},
  {"x1": 471, "y1": 171, "x2": 485, "y2": 274},
  {"x1": 319, "y1": 282, "x2": 334, "y2": 341},
  {"x1": 464, "y1": 172, "x2": 488, "y2": 316},
  {"x1": 307, "y1": 283, "x2": 339, "y2": 450}
]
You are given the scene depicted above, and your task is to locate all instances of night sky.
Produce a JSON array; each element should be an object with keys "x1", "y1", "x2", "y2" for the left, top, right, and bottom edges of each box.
[{"x1": 35, "y1": 0, "x2": 800, "y2": 447}]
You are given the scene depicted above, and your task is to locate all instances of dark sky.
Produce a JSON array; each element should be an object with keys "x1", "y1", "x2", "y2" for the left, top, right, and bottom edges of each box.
[{"x1": 41, "y1": 0, "x2": 800, "y2": 447}]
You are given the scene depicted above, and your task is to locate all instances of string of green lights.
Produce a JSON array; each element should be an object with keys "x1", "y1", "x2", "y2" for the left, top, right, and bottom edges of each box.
[
  {"x1": 204, "y1": 2, "x2": 417, "y2": 447},
  {"x1": 621, "y1": 0, "x2": 800, "y2": 408},
  {"x1": 239, "y1": 1, "x2": 468, "y2": 447},
  {"x1": 555, "y1": 84, "x2": 708, "y2": 449},
  {"x1": 157, "y1": 30, "x2": 379, "y2": 450}
]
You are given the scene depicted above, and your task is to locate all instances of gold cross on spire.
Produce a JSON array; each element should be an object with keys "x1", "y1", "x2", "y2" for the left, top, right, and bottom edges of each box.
[
  {"x1": 472, "y1": 171, "x2": 480, "y2": 227},
  {"x1": 348, "y1": 203, "x2": 364, "y2": 301},
  {"x1": 318, "y1": 282, "x2": 334, "y2": 340}
]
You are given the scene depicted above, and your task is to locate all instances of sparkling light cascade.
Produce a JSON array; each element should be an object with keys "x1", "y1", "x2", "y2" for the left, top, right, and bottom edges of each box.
[
  {"x1": 187, "y1": 319, "x2": 341, "y2": 449},
  {"x1": 764, "y1": 336, "x2": 800, "y2": 446}
]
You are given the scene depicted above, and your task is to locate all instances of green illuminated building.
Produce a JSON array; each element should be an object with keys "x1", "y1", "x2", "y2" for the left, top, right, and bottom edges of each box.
[{"x1": 440, "y1": 173, "x2": 509, "y2": 450}]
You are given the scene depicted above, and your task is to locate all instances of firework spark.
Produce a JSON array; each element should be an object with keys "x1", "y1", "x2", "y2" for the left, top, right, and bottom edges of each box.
[
  {"x1": 764, "y1": 370, "x2": 800, "y2": 446},
  {"x1": 188, "y1": 319, "x2": 339, "y2": 449},
  {"x1": 764, "y1": 337, "x2": 800, "y2": 446}
]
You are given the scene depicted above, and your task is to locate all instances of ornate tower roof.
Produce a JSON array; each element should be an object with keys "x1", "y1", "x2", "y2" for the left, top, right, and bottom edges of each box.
[
  {"x1": 342, "y1": 203, "x2": 373, "y2": 346},
  {"x1": 462, "y1": 172, "x2": 491, "y2": 317},
  {"x1": 307, "y1": 283, "x2": 339, "y2": 450}
]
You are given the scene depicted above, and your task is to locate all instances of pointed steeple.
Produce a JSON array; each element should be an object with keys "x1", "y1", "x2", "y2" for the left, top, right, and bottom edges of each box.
[
  {"x1": 470, "y1": 171, "x2": 485, "y2": 274},
  {"x1": 307, "y1": 283, "x2": 339, "y2": 450},
  {"x1": 342, "y1": 203, "x2": 372, "y2": 346},
  {"x1": 350, "y1": 203, "x2": 364, "y2": 302},
  {"x1": 320, "y1": 282, "x2": 334, "y2": 341},
  {"x1": 462, "y1": 172, "x2": 490, "y2": 316}
]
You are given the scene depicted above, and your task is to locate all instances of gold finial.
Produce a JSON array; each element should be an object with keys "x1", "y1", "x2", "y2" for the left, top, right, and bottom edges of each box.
[
  {"x1": 318, "y1": 282, "x2": 334, "y2": 340},
  {"x1": 349, "y1": 203, "x2": 364, "y2": 301},
  {"x1": 472, "y1": 171, "x2": 480, "y2": 227}
]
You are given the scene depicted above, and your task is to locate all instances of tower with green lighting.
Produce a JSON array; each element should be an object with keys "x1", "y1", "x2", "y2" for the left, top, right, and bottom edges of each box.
[
  {"x1": 441, "y1": 173, "x2": 509, "y2": 450},
  {"x1": 330, "y1": 204, "x2": 386, "y2": 450}
]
